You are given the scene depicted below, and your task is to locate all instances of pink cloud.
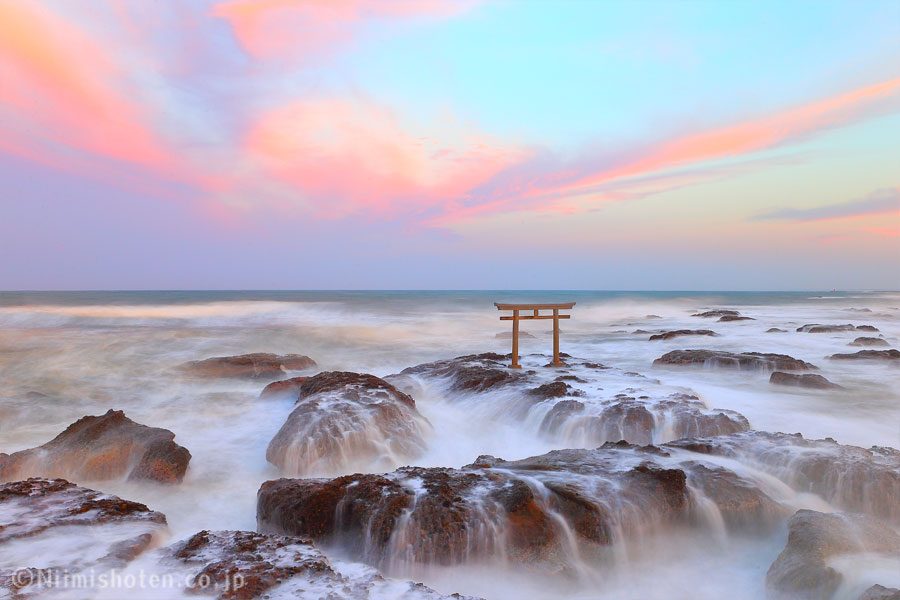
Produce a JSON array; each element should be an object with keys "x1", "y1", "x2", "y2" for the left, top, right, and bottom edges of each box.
[{"x1": 211, "y1": 0, "x2": 474, "y2": 59}]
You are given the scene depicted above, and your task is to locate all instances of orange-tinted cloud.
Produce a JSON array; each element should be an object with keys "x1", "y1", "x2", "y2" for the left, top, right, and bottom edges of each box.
[
  {"x1": 0, "y1": 0, "x2": 172, "y2": 171},
  {"x1": 243, "y1": 97, "x2": 524, "y2": 218},
  {"x1": 212, "y1": 0, "x2": 474, "y2": 59}
]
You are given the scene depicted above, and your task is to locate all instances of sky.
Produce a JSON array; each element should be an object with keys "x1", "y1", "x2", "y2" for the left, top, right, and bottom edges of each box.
[{"x1": 0, "y1": 0, "x2": 898, "y2": 290}]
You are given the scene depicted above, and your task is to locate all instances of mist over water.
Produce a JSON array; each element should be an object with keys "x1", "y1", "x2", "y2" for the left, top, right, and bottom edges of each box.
[{"x1": 1, "y1": 290, "x2": 898, "y2": 599}]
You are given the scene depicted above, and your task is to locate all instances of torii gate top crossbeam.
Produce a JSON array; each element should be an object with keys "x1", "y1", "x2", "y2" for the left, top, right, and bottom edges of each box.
[{"x1": 494, "y1": 302, "x2": 575, "y2": 369}]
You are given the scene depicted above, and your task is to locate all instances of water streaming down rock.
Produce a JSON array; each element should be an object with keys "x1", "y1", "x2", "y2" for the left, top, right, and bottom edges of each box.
[
  {"x1": 266, "y1": 372, "x2": 431, "y2": 477},
  {"x1": 398, "y1": 353, "x2": 750, "y2": 447},
  {"x1": 257, "y1": 442, "x2": 789, "y2": 574}
]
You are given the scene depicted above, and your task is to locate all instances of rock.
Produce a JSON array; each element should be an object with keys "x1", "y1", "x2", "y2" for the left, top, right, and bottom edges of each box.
[
  {"x1": 401, "y1": 353, "x2": 521, "y2": 392},
  {"x1": 645, "y1": 314, "x2": 663, "y2": 319},
  {"x1": 829, "y1": 349, "x2": 899, "y2": 361},
  {"x1": 0, "y1": 478, "x2": 166, "y2": 592},
  {"x1": 653, "y1": 350, "x2": 816, "y2": 371},
  {"x1": 718, "y1": 315, "x2": 755, "y2": 322},
  {"x1": 692, "y1": 310, "x2": 740, "y2": 318},
  {"x1": 495, "y1": 331, "x2": 536, "y2": 339},
  {"x1": 667, "y1": 431, "x2": 900, "y2": 523},
  {"x1": 166, "y1": 530, "x2": 482, "y2": 600},
  {"x1": 859, "y1": 585, "x2": 900, "y2": 600},
  {"x1": 258, "y1": 445, "x2": 785, "y2": 571},
  {"x1": 528, "y1": 381, "x2": 569, "y2": 398},
  {"x1": 648, "y1": 329, "x2": 717, "y2": 341},
  {"x1": 767, "y1": 328, "x2": 787, "y2": 333},
  {"x1": 0, "y1": 409, "x2": 191, "y2": 484},
  {"x1": 258, "y1": 376, "x2": 309, "y2": 399},
  {"x1": 857, "y1": 325, "x2": 880, "y2": 332},
  {"x1": 766, "y1": 510, "x2": 900, "y2": 600},
  {"x1": 797, "y1": 323, "x2": 857, "y2": 333},
  {"x1": 769, "y1": 372, "x2": 843, "y2": 390},
  {"x1": 850, "y1": 337, "x2": 890, "y2": 347},
  {"x1": 266, "y1": 372, "x2": 429, "y2": 477},
  {"x1": 179, "y1": 353, "x2": 316, "y2": 379}
]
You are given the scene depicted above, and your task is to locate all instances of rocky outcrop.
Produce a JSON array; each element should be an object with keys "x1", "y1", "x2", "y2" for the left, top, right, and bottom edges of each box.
[
  {"x1": 0, "y1": 409, "x2": 191, "y2": 484},
  {"x1": 0, "y1": 478, "x2": 166, "y2": 594},
  {"x1": 179, "y1": 353, "x2": 316, "y2": 379},
  {"x1": 653, "y1": 350, "x2": 816, "y2": 371},
  {"x1": 719, "y1": 315, "x2": 755, "y2": 322},
  {"x1": 266, "y1": 372, "x2": 430, "y2": 477},
  {"x1": 797, "y1": 324, "x2": 880, "y2": 333},
  {"x1": 829, "y1": 349, "x2": 899, "y2": 361},
  {"x1": 767, "y1": 328, "x2": 787, "y2": 333},
  {"x1": 400, "y1": 352, "x2": 521, "y2": 392},
  {"x1": 258, "y1": 376, "x2": 309, "y2": 399},
  {"x1": 167, "y1": 530, "x2": 481, "y2": 600},
  {"x1": 692, "y1": 310, "x2": 740, "y2": 318},
  {"x1": 850, "y1": 337, "x2": 890, "y2": 347},
  {"x1": 769, "y1": 372, "x2": 842, "y2": 390},
  {"x1": 860, "y1": 586, "x2": 900, "y2": 600},
  {"x1": 648, "y1": 330, "x2": 717, "y2": 341},
  {"x1": 766, "y1": 510, "x2": 900, "y2": 600},
  {"x1": 668, "y1": 431, "x2": 900, "y2": 523},
  {"x1": 258, "y1": 444, "x2": 785, "y2": 571}
]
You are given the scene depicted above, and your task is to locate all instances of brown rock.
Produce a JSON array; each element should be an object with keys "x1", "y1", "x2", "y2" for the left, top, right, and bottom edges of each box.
[
  {"x1": 769, "y1": 371, "x2": 843, "y2": 390},
  {"x1": 653, "y1": 350, "x2": 816, "y2": 371},
  {"x1": 767, "y1": 328, "x2": 787, "y2": 333},
  {"x1": 718, "y1": 315, "x2": 755, "y2": 322},
  {"x1": 850, "y1": 337, "x2": 890, "y2": 347},
  {"x1": 692, "y1": 310, "x2": 741, "y2": 318},
  {"x1": 259, "y1": 376, "x2": 309, "y2": 399},
  {"x1": 401, "y1": 353, "x2": 520, "y2": 393},
  {"x1": 829, "y1": 349, "x2": 899, "y2": 361},
  {"x1": 180, "y1": 353, "x2": 316, "y2": 379},
  {"x1": 0, "y1": 409, "x2": 191, "y2": 484},
  {"x1": 648, "y1": 329, "x2": 717, "y2": 341},
  {"x1": 859, "y1": 585, "x2": 900, "y2": 600}
]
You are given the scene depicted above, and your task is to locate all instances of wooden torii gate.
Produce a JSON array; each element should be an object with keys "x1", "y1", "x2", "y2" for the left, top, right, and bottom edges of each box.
[{"x1": 494, "y1": 302, "x2": 575, "y2": 369}]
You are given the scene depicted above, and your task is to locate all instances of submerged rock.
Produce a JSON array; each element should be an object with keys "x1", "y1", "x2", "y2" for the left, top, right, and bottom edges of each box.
[
  {"x1": 0, "y1": 409, "x2": 191, "y2": 484},
  {"x1": 266, "y1": 371, "x2": 430, "y2": 477},
  {"x1": 718, "y1": 315, "x2": 755, "y2": 322},
  {"x1": 767, "y1": 328, "x2": 787, "y2": 333},
  {"x1": 0, "y1": 478, "x2": 166, "y2": 594},
  {"x1": 648, "y1": 330, "x2": 717, "y2": 341},
  {"x1": 179, "y1": 353, "x2": 316, "y2": 379},
  {"x1": 401, "y1": 352, "x2": 520, "y2": 392},
  {"x1": 258, "y1": 376, "x2": 309, "y2": 399},
  {"x1": 829, "y1": 349, "x2": 900, "y2": 361},
  {"x1": 653, "y1": 350, "x2": 816, "y2": 371},
  {"x1": 797, "y1": 324, "x2": 880, "y2": 333},
  {"x1": 668, "y1": 431, "x2": 900, "y2": 523},
  {"x1": 860, "y1": 585, "x2": 900, "y2": 600},
  {"x1": 850, "y1": 337, "x2": 890, "y2": 347},
  {"x1": 258, "y1": 444, "x2": 785, "y2": 571},
  {"x1": 769, "y1": 372, "x2": 843, "y2": 390},
  {"x1": 166, "y1": 530, "x2": 481, "y2": 600},
  {"x1": 766, "y1": 510, "x2": 900, "y2": 600},
  {"x1": 692, "y1": 310, "x2": 741, "y2": 318}
]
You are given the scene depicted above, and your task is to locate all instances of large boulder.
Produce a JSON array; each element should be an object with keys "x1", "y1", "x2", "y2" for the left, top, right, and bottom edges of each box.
[
  {"x1": 829, "y1": 349, "x2": 899, "y2": 361},
  {"x1": 166, "y1": 530, "x2": 481, "y2": 600},
  {"x1": 668, "y1": 431, "x2": 900, "y2": 523},
  {"x1": 258, "y1": 444, "x2": 785, "y2": 572},
  {"x1": 653, "y1": 350, "x2": 817, "y2": 371},
  {"x1": 766, "y1": 510, "x2": 900, "y2": 600},
  {"x1": 0, "y1": 478, "x2": 166, "y2": 595},
  {"x1": 266, "y1": 372, "x2": 430, "y2": 477},
  {"x1": 648, "y1": 330, "x2": 717, "y2": 341},
  {"x1": 769, "y1": 372, "x2": 842, "y2": 390},
  {"x1": 179, "y1": 353, "x2": 316, "y2": 379},
  {"x1": 400, "y1": 352, "x2": 521, "y2": 392},
  {"x1": 0, "y1": 409, "x2": 191, "y2": 484}
]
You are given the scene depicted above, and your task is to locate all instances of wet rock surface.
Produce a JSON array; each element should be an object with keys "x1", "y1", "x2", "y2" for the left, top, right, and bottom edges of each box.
[
  {"x1": 401, "y1": 353, "x2": 750, "y2": 446},
  {"x1": 860, "y1": 585, "x2": 900, "y2": 600},
  {"x1": 166, "y1": 530, "x2": 481, "y2": 600},
  {"x1": 266, "y1": 371, "x2": 430, "y2": 477},
  {"x1": 829, "y1": 349, "x2": 900, "y2": 361},
  {"x1": 692, "y1": 310, "x2": 741, "y2": 318},
  {"x1": 668, "y1": 431, "x2": 900, "y2": 523},
  {"x1": 0, "y1": 478, "x2": 166, "y2": 595},
  {"x1": 179, "y1": 353, "x2": 316, "y2": 379},
  {"x1": 648, "y1": 329, "x2": 717, "y2": 341},
  {"x1": 258, "y1": 443, "x2": 786, "y2": 571},
  {"x1": 258, "y1": 376, "x2": 309, "y2": 399},
  {"x1": 769, "y1": 372, "x2": 843, "y2": 390},
  {"x1": 401, "y1": 352, "x2": 521, "y2": 392},
  {"x1": 850, "y1": 337, "x2": 890, "y2": 347},
  {"x1": 797, "y1": 324, "x2": 880, "y2": 333},
  {"x1": 653, "y1": 350, "x2": 817, "y2": 371},
  {"x1": 719, "y1": 315, "x2": 755, "y2": 322},
  {"x1": 766, "y1": 510, "x2": 900, "y2": 600},
  {"x1": 0, "y1": 409, "x2": 191, "y2": 484}
]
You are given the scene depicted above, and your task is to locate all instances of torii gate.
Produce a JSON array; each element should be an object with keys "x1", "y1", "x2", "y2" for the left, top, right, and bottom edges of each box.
[{"x1": 494, "y1": 302, "x2": 575, "y2": 369}]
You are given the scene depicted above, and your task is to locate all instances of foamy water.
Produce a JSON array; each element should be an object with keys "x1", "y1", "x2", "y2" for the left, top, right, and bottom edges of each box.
[{"x1": 0, "y1": 291, "x2": 898, "y2": 599}]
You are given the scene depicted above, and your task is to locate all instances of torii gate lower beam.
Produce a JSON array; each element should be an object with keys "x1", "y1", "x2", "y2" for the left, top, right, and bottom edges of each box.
[{"x1": 494, "y1": 302, "x2": 576, "y2": 369}]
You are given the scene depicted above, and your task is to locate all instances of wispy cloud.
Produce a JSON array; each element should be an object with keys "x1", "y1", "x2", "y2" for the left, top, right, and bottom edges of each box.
[{"x1": 751, "y1": 187, "x2": 900, "y2": 222}]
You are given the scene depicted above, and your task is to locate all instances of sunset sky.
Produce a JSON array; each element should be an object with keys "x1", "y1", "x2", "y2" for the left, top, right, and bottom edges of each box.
[{"x1": 1, "y1": 0, "x2": 898, "y2": 290}]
